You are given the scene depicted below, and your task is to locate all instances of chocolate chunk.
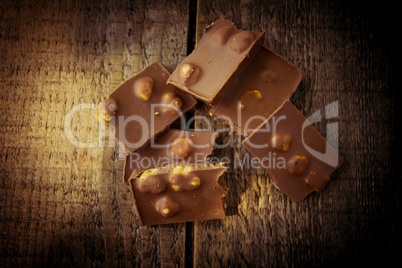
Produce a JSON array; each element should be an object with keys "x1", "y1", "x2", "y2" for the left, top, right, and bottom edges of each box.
[
  {"x1": 129, "y1": 163, "x2": 228, "y2": 225},
  {"x1": 167, "y1": 18, "x2": 265, "y2": 105},
  {"x1": 97, "y1": 61, "x2": 197, "y2": 154},
  {"x1": 210, "y1": 46, "x2": 305, "y2": 136},
  {"x1": 123, "y1": 129, "x2": 216, "y2": 184},
  {"x1": 242, "y1": 100, "x2": 343, "y2": 202}
]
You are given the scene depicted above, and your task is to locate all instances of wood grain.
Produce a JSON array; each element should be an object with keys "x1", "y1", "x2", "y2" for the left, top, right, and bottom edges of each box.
[
  {"x1": 0, "y1": 0, "x2": 189, "y2": 266},
  {"x1": 193, "y1": 0, "x2": 398, "y2": 267}
]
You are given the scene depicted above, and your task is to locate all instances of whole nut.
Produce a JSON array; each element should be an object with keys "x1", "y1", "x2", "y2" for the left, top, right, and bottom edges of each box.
[
  {"x1": 287, "y1": 155, "x2": 310, "y2": 176},
  {"x1": 271, "y1": 134, "x2": 293, "y2": 152},
  {"x1": 230, "y1": 31, "x2": 256, "y2": 54},
  {"x1": 155, "y1": 196, "x2": 180, "y2": 217},
  {"x1": 210, "y1": 25, "x2": 236, "y2": 45},
  {"x1": 161, "y1": 92, "x2": 183, "y2": 115},
  {"x1": 179, "y1": 63, "x2": 200, "y2": 86},
  {"x1": 137, "y1": 174, "x2": 166, "y2": 194},
  {"x1": 170, "y1": 137, "x2": 192, "y2": 158},
  {"x1": 134, "y1": 76, "x2": 153, "y2": 101}
]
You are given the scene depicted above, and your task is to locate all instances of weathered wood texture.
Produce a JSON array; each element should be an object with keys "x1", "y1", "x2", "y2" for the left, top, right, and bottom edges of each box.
[
  {"x1": 194, "y1": 0, "x2": 398, "y2": 267},
  {"x1": 0, "y1": 0, "x2": 399, "y2": 267},
  {"x1": 0, "y1": 0, "x2": 189, "y2": 267}
]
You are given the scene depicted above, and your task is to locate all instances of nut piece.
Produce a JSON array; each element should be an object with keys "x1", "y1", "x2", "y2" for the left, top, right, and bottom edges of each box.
[
  {"x1": 155, "y1": 196, "x2": 180, "y2": 217},
  {"x1": 96, "y1": 98, "x2": 118, "y2": 125},
  {"x1": 170, "y1": 173, "x2": 201, "y2": 192},
  {"x1": 182, "y1": 165, "x2": 193, "y2": 174},
  {"x1": 260, "y1": 69, "x2": 278, "y2": 83},
  {"x1": 179, "y1": 63, "x2": 200, "y2": 87},
  {"x1": 134, "y1": 76, "x2": 154, "y2": 101},
  {"x1": 172, "y1": 164, "x2": 185, "y2": 175},
  {"x1": 210, "y1": 25, "x2": 236, "y2": 45},
  {"x1": 161, "y1": 92, "x2": 183, "y2": 115},
  {"x1": 230, "y1": 31, "x2": 256, "y2": 54},
  {"x1": 304, "y1": 171, "x2": 330, "y2": 191},
  {"x1": 137, "y1": 174, "x2": 166, "y2": 194},
  {"x1": 189, "y1": 176, "x2": 201, "y2": 187},
  {"x1": 271, "y1": 134, "x2": 293, "y2": 152},
  {"x1": 172, "y1": 164, "x2": 194, "y2": 175},
  {"x1": 238, "y1": 90, "x2": 262, "y2": 109},
  {"x1": 170, "y1": 174, "x2": 187, "y2": 192},
  {"x1": 170, "y1": 137, "x2": 193, "y2": 158},
  {"x1": 139, "y1": 168, "x2": 159, "y2": 179},
  {"x1": 287, "y1": 155, "x2": 310, "y2": 176}
]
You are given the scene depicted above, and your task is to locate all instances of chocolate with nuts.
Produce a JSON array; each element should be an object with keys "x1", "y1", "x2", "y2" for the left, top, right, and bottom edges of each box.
[
  {"x1": 129, "y1": 163, "x2": 228, "y2": 225},
  {"x1": 242, "y1": 100, "x2": 343, "y2": 202},
  {"x1": 97, "y1": 61, "x2": 197, "y2": 154},
  {"x1": 210, "y1": 46, "x2": 305, "y2": 136},
  {"x1": 167, "y1": 18, "x2": 265, "y2": 105},
  {"x1": 123, "y1": 129, "x2": 217, "y2": 184}
]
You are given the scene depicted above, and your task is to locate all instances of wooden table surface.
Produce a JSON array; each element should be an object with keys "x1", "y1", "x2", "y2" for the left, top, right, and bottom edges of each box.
[{"x1": 0, "y1": 0, "x2": 399, "y2": 267}]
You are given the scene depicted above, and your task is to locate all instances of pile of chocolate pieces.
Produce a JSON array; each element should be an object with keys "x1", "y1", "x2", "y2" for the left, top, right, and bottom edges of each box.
[{"x1": 96, "y1": 18, "x2": 343, "y2": 226}]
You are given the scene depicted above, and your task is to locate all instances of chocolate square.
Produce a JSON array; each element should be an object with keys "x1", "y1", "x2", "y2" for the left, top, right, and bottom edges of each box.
[
  {"x1": 96, "y1": 61, "x2": 197, "y2": 154},
  {"x1": 167, "y1": 18, "x2": 265, "y2": 105},
  {"x1": 242, "y1": 100, "x2": 343, "y2": 201},
  {"x1": 210, "y1": 46, "x2": 305, "y2": 136}
]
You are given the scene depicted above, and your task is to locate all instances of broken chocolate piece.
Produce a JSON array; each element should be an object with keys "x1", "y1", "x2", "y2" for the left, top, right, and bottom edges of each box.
[
  {"x1": 98, "y1": 61, "x2": 197, "y2": 154},
  {"x1": 242, "y1": 100, "x2": 343, "y2": 202},
  {"x1": 123, "y1": 129, "x2": 216, "y2": 184},
  {"x1": 210, "y1": 46, "x2": 305, "y2": 136},
  {"x1": 129, "y1": 163, "x2": 228, "y2": 225},
  {"x1": 167, "y1": 18, "x2": 265, "y2": 105}
]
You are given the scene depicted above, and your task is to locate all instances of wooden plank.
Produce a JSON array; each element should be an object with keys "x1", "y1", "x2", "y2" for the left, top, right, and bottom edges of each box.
[
  {"x1": 193, "y1": 0, "x2": 397, "y2": 266},
  {"x1": 0, "y1": 0, "x2": 189, "y2": 266},
  {"x1": 0, "y1": 0, "x2": 399, "y2": 266}
]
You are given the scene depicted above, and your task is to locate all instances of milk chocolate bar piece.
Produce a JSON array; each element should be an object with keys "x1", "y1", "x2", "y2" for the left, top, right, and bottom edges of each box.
[
  {"x1": 129, "y1": 163, "x2": 227, "y2": 225},
  {"x1": 242, "y1": 100, "x2": 343, "y2": 202},
  {"x1": 123, "y1": 129, "x2": 217, "y2": 184},
  {"x1": 167, "y1": 18, "x2": 265, "y2": 105},
  {"x1": 210, "y1": 46, "x2": 305, "y2": 136},
  {"x1": 96, "y1": 61, "x2": 197, "y2": 154}
]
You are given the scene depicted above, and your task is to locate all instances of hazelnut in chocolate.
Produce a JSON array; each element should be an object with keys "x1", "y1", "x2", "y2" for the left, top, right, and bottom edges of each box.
[
  {"x1": 123, "y1": 129, "x2": 217, "y2": 184},
  {"x1": 129, "y1": 163, "x2": 228, "y2": 225},
  {"x1": 210, "y1": 46, "x2": 305, "y2": 136},
  {"x1": 167, "y1": 18, "x2": 265, "y2": 105},
  {"x1": 96, "y1": 61, "x2": 197, "y2": 154},
  {"x1": 242, "y1": 100, "x2": 343, "y2": 202}
]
